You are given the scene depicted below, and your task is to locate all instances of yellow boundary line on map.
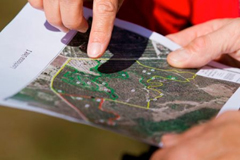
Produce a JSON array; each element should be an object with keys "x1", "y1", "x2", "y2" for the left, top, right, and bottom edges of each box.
[
  {"x1": 50, "y1": 58, "x2": 89, "y2": 121},
  {"x1": 50, "y1": 58, "x2": 197, "y2": 110},
  {"x1": 136, "y1": 60, "x2": 197, "y2": 108},
  {"x1": 136, "y1": 61, "x2": 197, "y2": 80},
  {"x1": 50, "y1": 59, "x2": 71, "y2": 89},
  {"x1": 105, "y1": 99, "x2": 148, "y2": 109}
]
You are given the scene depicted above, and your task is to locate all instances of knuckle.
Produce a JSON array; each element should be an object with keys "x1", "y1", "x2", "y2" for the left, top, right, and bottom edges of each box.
[
  {"x1": 47, "y1": 18, "x2": 63, "y2": 27},
  {"x1": 63, "y1": 18, "x2": 83, "y2": 30},
  {"x1": 59, "y1": 0, "x2": 81, "y2": 6},
  {"x1": 189, "y1": 35, "x2": 214, "y2": 60},
  {"x1": 96, "y1": 1, "x2": 117, "y2": 14},
  {"x1": 190, "y1": 36, "x2": 209, "y2": 53},
  {"x1": 28, "y1": 0, "x2": 43, "y2": 9},
  {"x1": 229, "y1": 18, "x2": 240, "y2": 37},
  {"x1": 232, "y1": 50, "x2": 240, "y2": 61}
]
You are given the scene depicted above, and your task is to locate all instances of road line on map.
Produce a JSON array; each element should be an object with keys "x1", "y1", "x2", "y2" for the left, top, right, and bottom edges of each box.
[
  {"x1": 50, "y1": 58, "x2": 89, "y2": 121},
  {"x1": 98, "y1": 99, "x2": 120, "y2": 125},
  {"x1": 105, "y1": 99, "x2": 148, "y2": 109},
  {"x1": 60, "y1": 93, "x2": 121, "y2": 125}
]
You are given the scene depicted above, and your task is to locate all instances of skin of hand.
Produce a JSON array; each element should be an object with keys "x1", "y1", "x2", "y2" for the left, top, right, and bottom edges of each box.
[
  {"x1": 151, "y1": 19, "x2": 240, "y2": 160},
  {"x1": 166, "y1": 18, "x2": 240, "y2": 68},
  {"x1": 28, "y1": 0, "x2": 124, "y2": 58},
  {"x1": 151, "y1": 111, "x2": 240, "y2": 160}
]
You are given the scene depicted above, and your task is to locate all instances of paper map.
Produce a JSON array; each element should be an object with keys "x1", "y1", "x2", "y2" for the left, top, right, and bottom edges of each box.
[{"x1": 0, "y1": 4, "x2": 240, "y2": 146}]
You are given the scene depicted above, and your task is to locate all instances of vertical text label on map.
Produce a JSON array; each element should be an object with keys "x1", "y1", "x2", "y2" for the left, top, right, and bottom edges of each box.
[{"x1": 11, "y1": 49, "x2": 32, "y2": 69}]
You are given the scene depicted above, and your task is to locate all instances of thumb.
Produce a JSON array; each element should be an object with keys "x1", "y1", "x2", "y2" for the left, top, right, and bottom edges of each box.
[
  {"x1": 167, "y1": 35, "x2": 216, "y2": 68},
  {"x1": 167, "y1": 20, "x2": 240, "y2": 68}
]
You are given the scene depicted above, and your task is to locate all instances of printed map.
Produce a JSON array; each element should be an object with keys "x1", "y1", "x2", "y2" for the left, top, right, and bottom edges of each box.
[{"x1": 8, "y1": 23, "x2": 240, "y2": 145}]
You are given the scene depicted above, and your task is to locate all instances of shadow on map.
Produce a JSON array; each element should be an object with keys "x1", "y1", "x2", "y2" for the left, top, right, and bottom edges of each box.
[
  {"x1": 64, "y1": 18, "x2": 148, "y2": 74},
  {"x1": 44, "y1": 21, "x2": 61, "y2": 32},
  {"x1": 97, "y1": 28, "x2": 148, "y2": 73}
]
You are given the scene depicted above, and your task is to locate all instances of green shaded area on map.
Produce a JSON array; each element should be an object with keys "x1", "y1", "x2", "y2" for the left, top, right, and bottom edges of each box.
[{"x1": 8, "y1": 23, "x2": 239, "y2": 145}]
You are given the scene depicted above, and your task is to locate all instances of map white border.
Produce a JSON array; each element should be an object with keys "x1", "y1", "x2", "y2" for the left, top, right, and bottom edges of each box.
[
  {"x1": 0, "y1": 3, "x2": 239, "y2": 133},
  {"x1": 0, "y1": 3, "x2": 184, "y2": 128}
]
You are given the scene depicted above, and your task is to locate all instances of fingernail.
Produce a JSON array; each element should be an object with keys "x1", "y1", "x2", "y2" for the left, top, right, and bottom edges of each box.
[
  {"x1": 88, "y1": 42, "x2": 102, "y2": 58},
  {"x1": 168, "y1": 48, "x2": 190, "y2": 62},
  {"x1": 159, "y1": 142, "x2": 164, "y2": 148}
]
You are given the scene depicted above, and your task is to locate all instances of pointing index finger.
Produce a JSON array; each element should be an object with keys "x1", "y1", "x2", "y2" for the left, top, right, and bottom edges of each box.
[{"x1": 87, "y1": 0, "x2": 119, "y2": 58}]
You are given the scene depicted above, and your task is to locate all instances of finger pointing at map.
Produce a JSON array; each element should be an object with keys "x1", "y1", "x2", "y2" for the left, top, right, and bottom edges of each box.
[
  {"x1": 88, "y1": 0, "x2": 124, "y2": 58},
  {"x1": 28, "y1": 0, "x2": 124, "y2": 58}
]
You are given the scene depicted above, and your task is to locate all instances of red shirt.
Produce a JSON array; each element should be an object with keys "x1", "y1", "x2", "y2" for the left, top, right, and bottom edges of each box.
[{"x1": 85, "y1": 0, "x2": 239, "y2": 35}]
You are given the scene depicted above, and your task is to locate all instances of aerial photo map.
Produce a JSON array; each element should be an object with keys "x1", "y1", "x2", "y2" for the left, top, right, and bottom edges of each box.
[{"x1": 7, "y1": 21, "x2": 240, "y2": 146}]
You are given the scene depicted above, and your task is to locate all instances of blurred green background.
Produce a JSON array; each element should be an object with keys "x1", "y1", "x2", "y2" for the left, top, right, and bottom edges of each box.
[{"x1": 0, "y1": 1, "x2": 150, "y2": 160}]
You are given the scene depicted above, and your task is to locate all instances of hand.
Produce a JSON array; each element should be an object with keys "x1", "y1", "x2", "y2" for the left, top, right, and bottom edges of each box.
[
  {"x1": 151, "y1": 111, "x2": 240, "y2": 160},
  {"x1": 28, "y1": 0, "x2": 124, "y2": 58},
  {"x1": 167, "y1": 18, "x2": 240, "y2": 68}
]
